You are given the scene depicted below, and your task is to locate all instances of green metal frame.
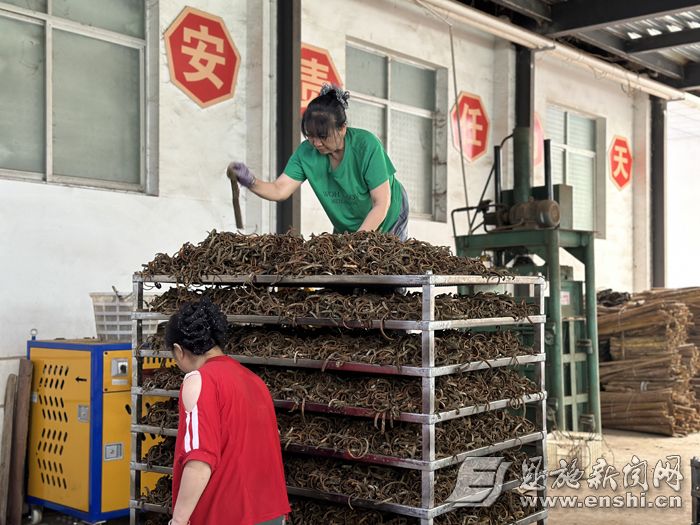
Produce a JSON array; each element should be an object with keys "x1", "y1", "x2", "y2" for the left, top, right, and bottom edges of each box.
[{"x1": 456, "y1": 228, "x2": 601, "y2": 432}]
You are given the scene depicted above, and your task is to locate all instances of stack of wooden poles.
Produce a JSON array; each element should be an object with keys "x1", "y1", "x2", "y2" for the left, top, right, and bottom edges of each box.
[
  {"x1": 633, "y1": 288, "x2": 700, "y2": 401},
  {"x1": 598, "y1": 289, "x2": 700, "y2": 436}
]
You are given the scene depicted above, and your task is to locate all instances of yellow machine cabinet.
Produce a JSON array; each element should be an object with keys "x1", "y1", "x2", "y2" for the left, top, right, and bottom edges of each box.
[{"x1": 27, "y1": 340, "x2": 132, "y2": 523}]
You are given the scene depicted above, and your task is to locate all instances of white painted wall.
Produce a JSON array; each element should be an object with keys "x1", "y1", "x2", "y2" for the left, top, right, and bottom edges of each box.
[
  {"x1": 667, "y1": 102, "x2": 700, "y2": 288},
  {"x1": 0, "y1": 1, "x2": 270, "y2": 389}
]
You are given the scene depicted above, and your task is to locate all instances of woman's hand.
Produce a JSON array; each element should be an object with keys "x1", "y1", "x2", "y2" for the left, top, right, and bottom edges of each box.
[{"x1": 227, "y1": 162, "x2": 256, "y2": 188}]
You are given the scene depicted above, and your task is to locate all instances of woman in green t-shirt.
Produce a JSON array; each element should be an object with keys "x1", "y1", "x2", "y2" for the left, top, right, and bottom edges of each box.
[{"x1": 227, "y1": 84, "x2": 409, "y2": 240}]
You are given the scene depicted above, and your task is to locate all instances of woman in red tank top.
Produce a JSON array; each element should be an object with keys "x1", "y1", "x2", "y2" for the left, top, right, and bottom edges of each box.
[{"x1": 164, "y1": 297, "x2": 290, "y2": 525}]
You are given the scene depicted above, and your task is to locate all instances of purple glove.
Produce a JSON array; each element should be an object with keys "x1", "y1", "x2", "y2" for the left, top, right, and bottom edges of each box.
[{"x1": 226, "y1": 161, "x2": 256, "y2": 188}]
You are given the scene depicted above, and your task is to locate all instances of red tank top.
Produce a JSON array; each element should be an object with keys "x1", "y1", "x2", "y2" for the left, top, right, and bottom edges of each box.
[{"x1": 172, "y1": 356, "x2": 290, "y2": 524}]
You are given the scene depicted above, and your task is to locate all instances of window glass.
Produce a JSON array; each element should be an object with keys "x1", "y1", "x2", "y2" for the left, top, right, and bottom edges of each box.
[
  {"x1": 348, "y1": 100, "x2": 385, "y2": 145},
  {"x1": 546, "y1": 106, "x2": 566, "y2": 144},
  {"x1": 52, "y1": 30, "x2": 140, "y2": 183},
  {"x1": 0, "y1": 16, "x2": 45, "y2": 173},
  {"x1": 52, "y1": 0, "x2": 144, "y2": 38},
  {"x1": 1, "y1": 0, "x2": 46, "y2": 11},
  {"x1": 568, "y1": 113, "x2": 595, "y2": 150},
  {"x1": 568, "y1": 152, "x2": 595, "y2": 231},
  {"x1": 346, "y1": 46, "x2": 386, "y2": 99},
  {"x1": 390, "y1": 60, "x2": 435, "y2": 111},
  {"x1": 390, "y1": 110, "x2": 432, "y2": 215},
  {"x1": 347, "y1": 45, "x2": 440, "y2": 219}
]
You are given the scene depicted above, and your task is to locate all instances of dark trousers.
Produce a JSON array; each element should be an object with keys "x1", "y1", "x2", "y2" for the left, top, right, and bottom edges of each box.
[{"x1": 388, "y1": 183, "x2": 409, "y2": 241}]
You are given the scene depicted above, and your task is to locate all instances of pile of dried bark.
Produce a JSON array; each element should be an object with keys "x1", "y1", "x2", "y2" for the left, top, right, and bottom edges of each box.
[{"x1": 597, "y1": 288, "x2": 700, "y2": 436}]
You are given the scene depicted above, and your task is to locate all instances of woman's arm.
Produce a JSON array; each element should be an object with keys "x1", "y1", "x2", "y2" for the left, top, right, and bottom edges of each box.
[
  {"x1": 358, "y1": 180, "x2": 391, "y2": 232},
  {"x1": 169, "y1": 372, "x2": 212, "y2": 525},
  {"x1": 170, "y1": 460, "x2": 212, "y2": 525},
  {"x1": 228, "y1": 163, "x2": 301, "y2": 202},
  {"x1": 248, "y1": 173, "x2": 302, "y2": 202}
]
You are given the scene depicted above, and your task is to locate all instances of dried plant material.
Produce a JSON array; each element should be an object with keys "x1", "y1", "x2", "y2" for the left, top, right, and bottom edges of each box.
[
  {"x1": 143, "y1": 230, "x2": 510, "y2": 285},
  {"x1": 142, "y1": 366, "x2": 184, "y2": 392},
  {"x1": 144, "y1": 328, "x2": 533, "y2": 368},
  {"x1": 150, "y1": 287, "x2": 537, "y2": 323},
  {"x1": 143, "y1": 437, "x2": 176, "y2": 468},
  {"x1": 141, "y1": 475, "x2": 172, "y2": 509},
  {"x1": 278, "y1": 410, "x2": 535, "y2": 459},
  {"x1": 141, "y1": 399, "x2": 179, "y2": 430},
  {"x1": 288, "y1": 491, "x2": 535, "y2": 525},
  {"x1": 256, "y1": 366, "x2": 538, "y2": 419}
]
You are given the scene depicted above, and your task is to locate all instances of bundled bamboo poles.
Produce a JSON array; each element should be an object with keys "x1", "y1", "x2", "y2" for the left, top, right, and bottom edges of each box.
[
  {"x1": 626, "y1": 288, "x2": 700, "y2": 400},
  {"x1": 598, "y1": 289, "x2": 700, "y2": 436}
]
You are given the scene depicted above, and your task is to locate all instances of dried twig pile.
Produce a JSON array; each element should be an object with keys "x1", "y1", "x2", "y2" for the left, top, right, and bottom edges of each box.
[
  {"x1": 141, "y1": 399, "x2": 179, "y2": 430},
  {"x1": 142, "y1": 366, "x2": 184, "y2": 391},
  {"x1": 141, "y1": 475, "x2": 172, "y2": 509},
  {"x1": 230, "y1": 327, "x2": 533, "y2": 366},
  {"x1": 143, "y1": 513, "x2": 171, "y2": 525},
  {"x1": 150, "y1": 287, "x2": 537, "y2": 322},
  {"x1": 135, "y1": 231, "x2": 542, "y2": 522},
  {"x1": 144, "y1": 327, "x2": 533, "y2": 368},
  {"x1": 135, "y1": 365, "x2": 537, "y2": 419},
  {"x1": 143, "y1": 230, "x2": 510, "y2": 284},
  {"x1": 597, "y1": 289, "x2": 700, "y2": 435},
  {"x1": 284, "y1": 450, "x2": 527, "y2": 507},
  {"x1": 257, "y1": 366, "x2": 538, "y2": 418},
  {"x1": 278, "y1": 410, "x2": 535, "y2": 460},
  {"x1": 288, "y1": 490, "x2": 534, "y2": 525},
  {"x1": 143, "y1": 437, "x2": 176, "y2": 468}
]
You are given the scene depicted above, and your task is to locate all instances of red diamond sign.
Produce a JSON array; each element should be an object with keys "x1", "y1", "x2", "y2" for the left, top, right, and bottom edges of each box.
[
  {"x1": 609, "y1": 136, "x2": 632, "y2": 190},
  {"x1": 450, "y1": 91, "x2": 490, "y2": 162},
  {"x1": 301, "y1": 43, "x2": 343, "y2": 115},
  {"x1": 164, "y1": 7, "x2": 241, "y2": 108}
]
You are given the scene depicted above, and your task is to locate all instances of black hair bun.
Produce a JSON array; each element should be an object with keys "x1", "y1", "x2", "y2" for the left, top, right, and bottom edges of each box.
[
  {"x1": 319, "y1": 83, "x2": 350, "y2": 109},
  {"x1": 175, "y1": 297, "x2": 230, "y2": 355}
]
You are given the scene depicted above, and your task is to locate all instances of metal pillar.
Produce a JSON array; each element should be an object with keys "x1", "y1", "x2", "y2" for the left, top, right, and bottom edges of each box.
[
  {"x1": 545, "y1": 229, "x2": 566, "y2": 429},
  {"x1": 584, "y1": 234, "x2": 601, "y2": 432},
  {"x1": 276, "y1": 0, "x2": 301, "y2": 234},
  {"x1": 650, "y1": 96, "x2": 666, "y2": 287},
  {"x1": 513, "y1": 45, "x2": 534, "y2": 204}
]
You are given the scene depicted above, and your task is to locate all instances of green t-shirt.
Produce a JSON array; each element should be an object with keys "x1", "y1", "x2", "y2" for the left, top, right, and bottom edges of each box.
[{"x1": 283, "y1": 127, "x2": 404, "y2": 233}]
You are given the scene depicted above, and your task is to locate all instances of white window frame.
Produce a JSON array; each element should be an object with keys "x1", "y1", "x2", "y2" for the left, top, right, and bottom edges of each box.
[
  {"x1": 0, "y1": 1, "x2": 158, "y2": 194},
  {"x1": 346, "y1": 40, "x2": 448, "y2": 222}
]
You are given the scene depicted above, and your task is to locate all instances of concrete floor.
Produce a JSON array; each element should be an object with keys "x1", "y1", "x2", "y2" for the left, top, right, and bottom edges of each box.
[
  {"x1": 548, "y1": 428, "x2": 700, "y2": 525},
  {"x1": 33, "y1": 428, "x2": 700, "y2": 525}
]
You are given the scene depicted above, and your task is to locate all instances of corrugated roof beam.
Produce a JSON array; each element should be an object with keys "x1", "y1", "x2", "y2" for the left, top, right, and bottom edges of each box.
[
  {"x1": 486, "y1": 0, "x2": 551, "y2": 22},
  {"x1": 575, "y1": 30, "x2": 684, "y2": 79},
  {"x1": 672, "y1": 62, "x2": 700, "y2": 89},
  {"x1": 626, "y1": 27, "x2": 700, "y2": 54},
  {"x1": 544, "y1": 0, "x2": 700, "y2": 37}
]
